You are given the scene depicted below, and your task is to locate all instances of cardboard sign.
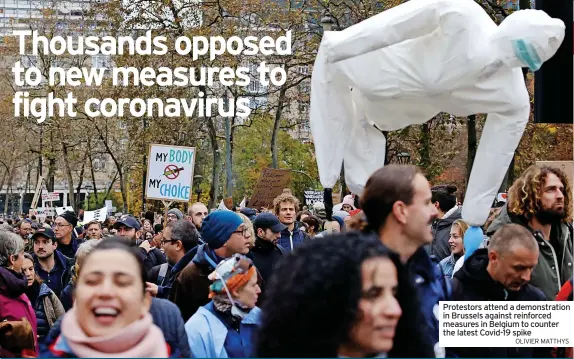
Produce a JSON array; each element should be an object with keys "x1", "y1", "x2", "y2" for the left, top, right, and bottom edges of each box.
[
  {"x1": 304, "y1": 190, "x2": 323, "y2": 206},
  {"x1": 250, "y1": 168, "x2": 292, "y2": 208},
  {"x1": 145, "y1": 144, "x2": 196, "y2": 202}
]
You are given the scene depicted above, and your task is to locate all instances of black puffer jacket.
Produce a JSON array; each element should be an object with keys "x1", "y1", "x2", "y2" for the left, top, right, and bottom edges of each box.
[
  {"x1": 448, "y1": 249, "x2": 550, "y2": 358},
  {"x1": 25, "y1": 282, "x2": 65, "y2": 341}
]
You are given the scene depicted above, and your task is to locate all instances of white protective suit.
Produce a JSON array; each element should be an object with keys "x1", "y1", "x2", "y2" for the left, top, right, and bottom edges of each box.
[{"x1": 310, "y1": 0, "x2": 565, "y2": 226}]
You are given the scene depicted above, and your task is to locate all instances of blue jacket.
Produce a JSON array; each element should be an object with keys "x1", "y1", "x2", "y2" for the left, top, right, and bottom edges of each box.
[
  {"x1": 34, "y1": 250, "x2": 73, "y2": 298},
  {"x1": 407, "y1": 247, "x2": 451, "y2": 357},
  {"x1": 40, "y1": 297, "x2": 190, "y2": 358},
  {"x1": 277, "y1": 222, "x2": 309, "y2": 253},
  {"x1": 185, "y1": 301, "x2": 261, "y2": 358},
  {"x1": 437, "y1": 254, "x2": 462, "y2": 279},
  {"x1": 59, "y1": 283, "x2": 74, "y2": 312},
  {"x1": 25, "y1": 282, "x2": 65, "y2": 341}
]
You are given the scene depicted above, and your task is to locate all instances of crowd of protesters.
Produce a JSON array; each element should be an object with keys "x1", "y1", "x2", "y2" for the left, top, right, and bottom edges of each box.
[{"x1": 0, "y1": 163, "x2": 572, "y2": 358}]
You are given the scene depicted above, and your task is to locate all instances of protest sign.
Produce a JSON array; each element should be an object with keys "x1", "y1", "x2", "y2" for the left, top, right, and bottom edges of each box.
[
  {"x1": 250, "y1": 168, "x2": 291, "y2": 208},
  {"x1": 55, "y1": 206, "x2": 74, "y2": 215},
  {"x1": 145, "y1": 144, "x2": 196, "y2": 202},
  {"x1": 83, "y1": 207, "x2": 108, "y2": 223},
  {"x1": 41, "y1": 192, "x2": 60, "y2": 201},
  {"x1": 304, "y1": 190, "x2": 323, "y2": 206}
]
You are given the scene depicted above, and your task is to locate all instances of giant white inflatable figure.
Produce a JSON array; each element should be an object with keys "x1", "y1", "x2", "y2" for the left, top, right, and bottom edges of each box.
[{"x1": 311, "y1": 0, "x2": 565, "y2": 228}]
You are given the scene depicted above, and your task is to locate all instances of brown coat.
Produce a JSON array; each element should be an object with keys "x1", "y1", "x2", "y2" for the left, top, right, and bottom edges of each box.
[{"x1": 169, "y1": 249, "x2": 215, "y2": 322}]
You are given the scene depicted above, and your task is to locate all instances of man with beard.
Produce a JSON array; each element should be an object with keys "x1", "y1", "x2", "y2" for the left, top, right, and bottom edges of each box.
[
  {"x1": 32, "y1": 228, "x2": 72, "y2": 298},
  {"x1": 114, "y1": 215, "x2": 166, "y2": 272},
  {"x1": 487, "y1": 165, "x2": 573, "y2": 299}
]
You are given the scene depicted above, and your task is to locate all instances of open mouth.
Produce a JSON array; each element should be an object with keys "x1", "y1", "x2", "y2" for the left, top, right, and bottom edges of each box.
[{"x1": 93, "y1": 307, "x2": 120, "y2": 324}]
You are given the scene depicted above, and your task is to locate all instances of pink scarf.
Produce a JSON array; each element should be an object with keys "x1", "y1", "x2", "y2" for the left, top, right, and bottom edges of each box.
[{"x1": 60, "y1": 308, "x2": 168, "y2": 358}]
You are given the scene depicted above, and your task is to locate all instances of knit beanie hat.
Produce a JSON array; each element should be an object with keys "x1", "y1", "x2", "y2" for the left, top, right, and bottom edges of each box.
[
  {"x1": 201, "y1": 211, "x2": 244, "y2": 249},
  {"x1": 167, "y1": 208, "x2": 184, "y2": 220},
  {"x1": 208, "y1": 254, "x2": 256, "y2": 298},
  {"x1": 59, "y1": 211, "x2": 78, "y2": 227}
]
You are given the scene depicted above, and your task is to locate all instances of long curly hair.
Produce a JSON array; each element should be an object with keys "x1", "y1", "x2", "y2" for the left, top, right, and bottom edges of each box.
[
  {"x1": 256, "y1": 232, "x2": 434, "y2": 358},
  {"x1": 508, "y1": 165, "x2": 572, "y2": 222}
]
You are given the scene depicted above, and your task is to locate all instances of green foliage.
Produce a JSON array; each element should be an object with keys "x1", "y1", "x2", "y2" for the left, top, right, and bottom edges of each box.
[{"x1": 233, "y1": 115, "x2": 320, "y2": 204}]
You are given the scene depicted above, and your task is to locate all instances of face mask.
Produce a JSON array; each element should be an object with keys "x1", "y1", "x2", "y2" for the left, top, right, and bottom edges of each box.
[{"x1": 512, "y1": 39, "x2": 542, "y2": 71}]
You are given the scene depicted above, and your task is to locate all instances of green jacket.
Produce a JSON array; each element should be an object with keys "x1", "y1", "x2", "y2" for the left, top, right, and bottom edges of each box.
[{"x1": 486, "y1": 205, "x2": 573, "y2": 300}]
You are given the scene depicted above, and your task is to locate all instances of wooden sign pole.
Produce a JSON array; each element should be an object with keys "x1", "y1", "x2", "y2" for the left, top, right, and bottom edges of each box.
[{"x1": 161, "y1": 200, "x2": 173, "y2": 225}]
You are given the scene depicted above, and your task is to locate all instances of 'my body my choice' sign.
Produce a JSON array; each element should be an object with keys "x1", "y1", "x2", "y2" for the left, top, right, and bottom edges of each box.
[{"x1": 145, "y1": 144, "x2": 196, "y2": 202}]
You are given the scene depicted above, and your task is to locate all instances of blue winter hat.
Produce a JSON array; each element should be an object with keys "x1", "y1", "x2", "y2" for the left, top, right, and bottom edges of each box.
[{"x1": 201, "y1": 211, "x2": 244, "y2": 249}]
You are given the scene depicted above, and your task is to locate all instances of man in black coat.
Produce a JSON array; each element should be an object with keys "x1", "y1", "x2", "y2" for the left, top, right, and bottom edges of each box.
[
  {"x1": 449, "y1": 223, "x2": 551, "y2": 358},
  {"x1": 250, "y1": 212, "x2": 286, "y2": 305}
]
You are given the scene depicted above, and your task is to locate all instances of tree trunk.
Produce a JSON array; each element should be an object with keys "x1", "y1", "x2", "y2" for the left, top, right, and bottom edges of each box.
[
  {"x1": 466, "y1": 115, "x2": 477, "y2": 185},
  {"x1": 271, "y1": 87, "x2": 288, "y2": 169},
  {"x1": 419, "y1": 122, "x2": 432, "y2": 170},
  {"x1": 87, "y1": 138, "x2": 99, "y2": 206},
  {"x1": 207, "y1": 116, "x2": 222, "y2": 209},
  {"x1": 119, "y1": 168, "x2": 128, "y2": 213},
  {"x1": 225, "y1": 116, "x2": 232, "y2": 197},
  {"x1": 75, "y1": 158, "x2": 87, "y2": 211},
  {"x1": 61, "y1": 142, "x2": 76, "y2": 210}
]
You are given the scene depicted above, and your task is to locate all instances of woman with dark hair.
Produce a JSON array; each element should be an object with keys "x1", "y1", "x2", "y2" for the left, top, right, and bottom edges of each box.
[
  {"x1": 256, "y1": 232, "x2": 433, "y2": 358},
  {"x1": 21, "y1": 253, "x2": 65, "y2": 341},
  {"x1": 40, "y1": 237, "x2": 177, "y2": 358}
]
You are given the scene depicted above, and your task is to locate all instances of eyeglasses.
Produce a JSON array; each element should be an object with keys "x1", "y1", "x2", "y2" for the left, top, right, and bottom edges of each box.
[
  {"x1": 160, "y1": 239, "x2": 177, "y2": 245},
  {"x1": 232, "y1": 227, "x2": 249, "y2": 237}
]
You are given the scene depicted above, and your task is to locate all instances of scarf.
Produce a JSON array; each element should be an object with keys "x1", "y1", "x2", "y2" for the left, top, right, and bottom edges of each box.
[
  {"x1": 60, "y1": 307, "x2": 168, "y2": 358},
  {"x1": 0, "y1": 267, "x2": 28, "y2": 298},
  {"x1": 213, "y1": 294, "x2": 252, "y2": 320}
]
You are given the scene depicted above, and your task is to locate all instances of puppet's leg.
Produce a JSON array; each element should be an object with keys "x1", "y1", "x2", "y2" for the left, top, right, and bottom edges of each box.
[
  {"x1": 343, "y1": 92, "x2": 387, "y2": 196},
  {"x1": 310, "y1": 36, "x2": 354, "y2": 190},
  {"x1": 323, "y1": 0, "x2": 441, "y2": 64},
  {"x1": 459, "y1": 71, "x2": 530, "y2": 226}
]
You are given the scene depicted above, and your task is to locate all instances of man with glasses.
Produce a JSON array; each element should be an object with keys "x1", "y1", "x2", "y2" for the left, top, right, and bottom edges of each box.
[
  {"x1": 53, "y1": 211, "x2": 84, "y2": 258},
  {"x1": 170, "y1": 210, "x2": 251, "y2": 321},
  {"x1": 146, "y1": 220, "x2": 199, "y2": 299},
  {"x1": 167, "y1": 208, "x2": 184, "y2": 223},
  {"x1": 15, "y1": 219, "x2": 34, "y2": 253}
]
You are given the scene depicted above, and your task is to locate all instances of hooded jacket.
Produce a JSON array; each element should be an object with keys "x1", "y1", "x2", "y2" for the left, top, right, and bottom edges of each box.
[
  {"x1": 277, "y1": 221, "x2": 309, "y2": 253},
  {"x1": 185, "y1": 301, "x2": 261, "y2": 358},
  {"x1": 25, "y1": 282, "x2": 65, "y2": 341},
  {"x1": 486, "y1": 205, "x2": 573, "y2": 300},
  {"x1": 0, "y1": 266, "x2": 38, "y2": 357},
  {"x1": 427, "y1": 206, "x2": 462, "y2": 261},
  {"x1": 170, "y1": 243, "x2": 221, "y2": 322},
  {"x1": 148, "y1": 246, "x2": 198, "y2": 299},
  {"x1": 449, "y1": 248, "x2": 549, "y2": 358}
]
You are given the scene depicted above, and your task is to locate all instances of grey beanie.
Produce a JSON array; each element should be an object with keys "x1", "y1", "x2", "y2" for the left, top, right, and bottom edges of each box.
[{"x1": 168, "y1": 208, "x2": 184, "y2": 220}]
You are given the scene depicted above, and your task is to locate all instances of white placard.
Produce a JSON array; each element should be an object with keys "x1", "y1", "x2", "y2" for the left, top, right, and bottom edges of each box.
[
  {"x1": 439, "y1": 301, "x2": 574, "y2": 347},
  {"x1": 83, "y1": 207, "x2": 108, "y2": 223},
  {"x1": 55, "y1": 206, "x2": 74, "y2": 216},
  {"x1": 105, "y1": 200, "x2": 113, "y2": 214},
  {"x1": 41, "y1": 192, "x2": 60, "y2": 201},
  {"x1": 145, "y1": 144, "x2": 196, "y2": 202}
]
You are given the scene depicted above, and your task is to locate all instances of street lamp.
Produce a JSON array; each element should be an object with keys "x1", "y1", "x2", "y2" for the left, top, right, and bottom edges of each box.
[
  {"x1": 85, "y1": 184, "x2": 93, "y2": 210},
  {"x1": 321, "y1": 10, "x2": 334, "y2": 32},
  {"x1": 397, "y1": 152, "x2": 411, "y2": 164}
]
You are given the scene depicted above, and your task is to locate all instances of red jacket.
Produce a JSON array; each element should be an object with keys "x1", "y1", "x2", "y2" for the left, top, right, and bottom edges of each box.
[
  {"x1": 554, "y1": 278, "x2": 573, "y2": 358},
  {"x1": 0, "y1": 267, "x2": 38, "y2": 358}
]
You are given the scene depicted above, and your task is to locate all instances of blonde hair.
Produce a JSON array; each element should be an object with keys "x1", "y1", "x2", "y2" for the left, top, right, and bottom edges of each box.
[
  {"x1": 236, "y1": 213, "x2": 255, "y2": 246},
  {"x1": 273, "y1": 193, "x2": 300, "y2": 215},
  {"x1": 72, "y1": 240, "x2": 99, "y2": 284},
  {"x1": 508, "y1": 165, "x2": 572, "y2": 222},
  {"x1": 451, "y1": 219, "x2": 469, "y2": 239}
]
